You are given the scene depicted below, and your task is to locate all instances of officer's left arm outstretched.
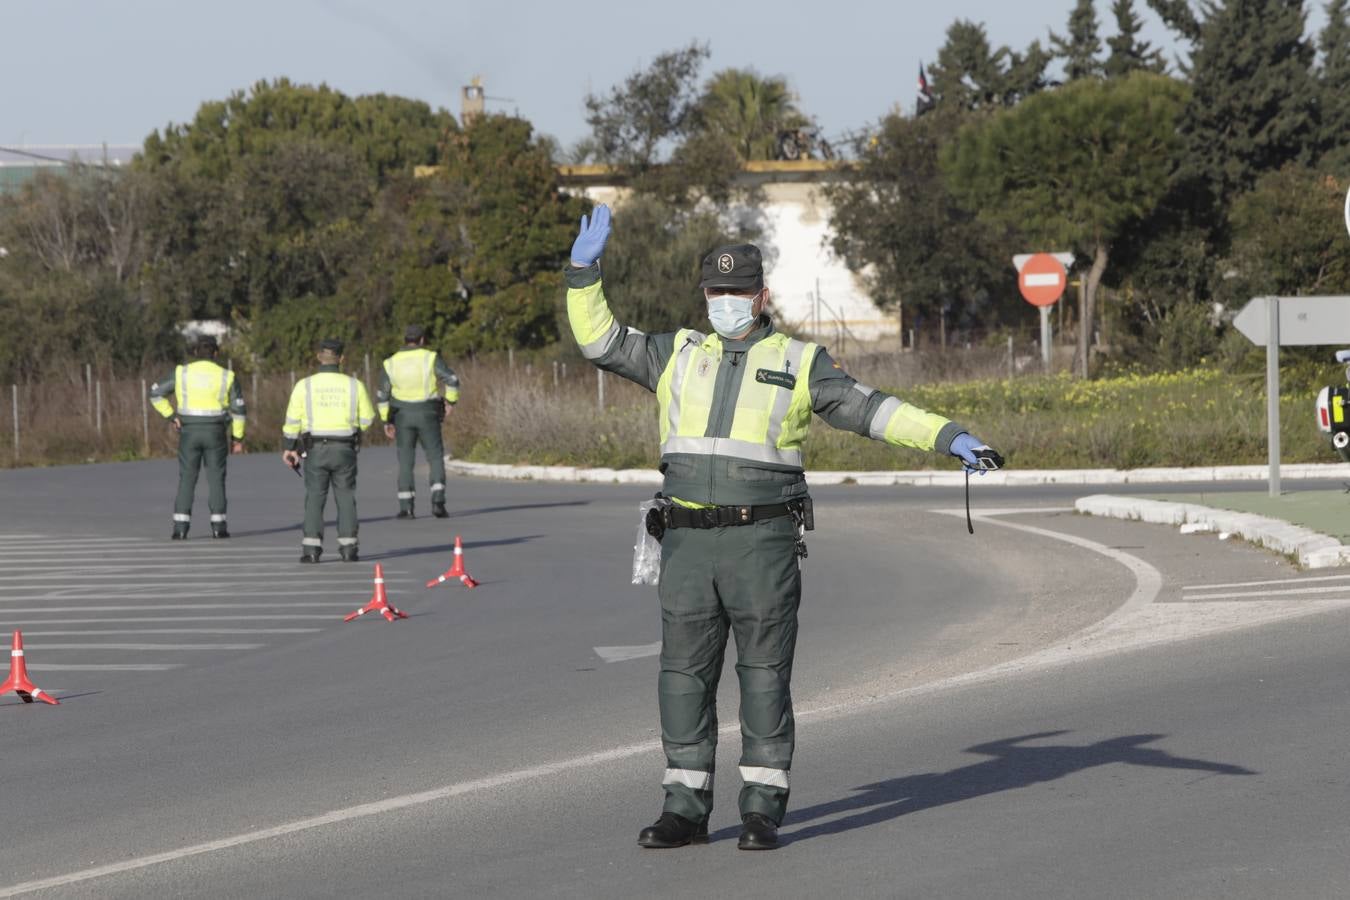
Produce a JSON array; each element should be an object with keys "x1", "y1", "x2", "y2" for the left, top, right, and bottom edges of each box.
[
  {"x1": 807, "y1": 349, "x2": 1001, "y2": 469},
  {"x1": 565, "y1": 204, "x2": 680, "y2": 391}
]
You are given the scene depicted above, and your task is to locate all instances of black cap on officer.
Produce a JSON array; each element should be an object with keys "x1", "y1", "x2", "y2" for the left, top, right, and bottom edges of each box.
[
  {"x1": 193, "y1": 334, "x2": 219, "y2": 353},
  {"x1": 319, "y1": 337, "x2": 345, "y2": 356},
  {"x1": 404, "y1": 324, "x2": 426, "y2": 343},
  {"x1": 699, "y1": 244, "x2": 764, "y2": 292}
]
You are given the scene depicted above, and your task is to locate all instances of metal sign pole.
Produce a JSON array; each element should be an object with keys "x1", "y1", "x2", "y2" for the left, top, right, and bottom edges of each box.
[
  {"x1": 1039, "y1": 306, "x2": 1051, "y2": 372},
  {"x1": 1266, "y1": 296, "x2": 1281, "y2": 498}
]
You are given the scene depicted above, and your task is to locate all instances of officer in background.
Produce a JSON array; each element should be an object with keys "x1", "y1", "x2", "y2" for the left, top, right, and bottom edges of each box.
[
  {"x1": 148, "y1": 334, "x2": 246, "y2": 540},
  {"x1": 565, "y1": 205, "x2": 1002, "y2": 851},
  {"x1": 281, "y1": 338, "x2": 376, "y2": 563},
  {"x1": 375, "y1": 325, "x2": 461, "y2": 519}
]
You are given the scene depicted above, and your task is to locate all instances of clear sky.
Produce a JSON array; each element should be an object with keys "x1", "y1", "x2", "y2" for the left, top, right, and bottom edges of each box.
[{"x1": 0, "y1": 0, "x2": 1314, "y2": 153}]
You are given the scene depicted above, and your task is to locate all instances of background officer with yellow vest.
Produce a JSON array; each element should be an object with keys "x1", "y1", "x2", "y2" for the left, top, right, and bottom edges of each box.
[
  {"x1": 566, "y1": 205, "x2": 1002, "y2": 852},
  {"x1": 281, "y1": 338, "x2": 376, "y2": 563},
  {"x1": 375, "y1": 325, "x2": 460, "y2": 519},
  {"x1": 149, "y1": 335, "x2": 246, "y2": 540}
]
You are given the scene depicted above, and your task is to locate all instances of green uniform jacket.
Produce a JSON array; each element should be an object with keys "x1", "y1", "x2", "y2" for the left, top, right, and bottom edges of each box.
[{"x1": 565, "y1": 263, "x2": 966, "y2": 506}]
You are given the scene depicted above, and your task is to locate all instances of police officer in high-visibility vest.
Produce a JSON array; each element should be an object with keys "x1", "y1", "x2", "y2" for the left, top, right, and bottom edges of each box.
[
  {"x1": 565, "y1": 205, "x2": 1002, "y2": 851},
  {"x1": 148, "y1": 335, "x2": 246, "y2": 540},
  {"x1": 281, "y1": 338, "x2": 376, "y2": 563},
  {"x1": 375, "y1": 325, "x2": 460, "y2": 519}
]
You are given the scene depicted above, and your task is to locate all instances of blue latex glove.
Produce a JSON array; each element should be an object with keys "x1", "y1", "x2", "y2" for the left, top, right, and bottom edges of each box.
[
  {"x1": 950, "y1": 432, "x2": 1002, "y2": 473},
  {"x1": 570, "y1": 204, "x2": 612, "y2": 267}
]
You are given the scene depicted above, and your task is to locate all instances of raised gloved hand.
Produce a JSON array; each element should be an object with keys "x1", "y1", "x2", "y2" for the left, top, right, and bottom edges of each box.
[
  {"x1": 570, "y1": 204, "x2": 612, "y2": 267},
  {"x1": 950, "y1": 433, "x2": 1004, "y2": 473}
]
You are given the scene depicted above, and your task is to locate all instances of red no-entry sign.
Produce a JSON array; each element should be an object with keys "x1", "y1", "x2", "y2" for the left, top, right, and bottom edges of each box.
[{"x1": 1017, "y1": 253, "x2": 1068, "y2": 306}]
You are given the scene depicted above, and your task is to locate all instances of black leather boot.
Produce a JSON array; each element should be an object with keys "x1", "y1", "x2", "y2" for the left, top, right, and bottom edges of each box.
[
  {"x1": 431, "y1": 501, "x2": 448, "y2": 518},
  {"x1": 737, "y1": 813, "x2": 779, "y2": 850},
  {"x1": 637, "y1": 812, "x2": 708, "y2": 849},
  {"x1": 300, "y1": 548, "x2": 322, "y2": 564},
  {"x1": 339, "y1": 546, "x2": 359, "y2": 563},
  {"x1": 396, "y1": 506, "x2": 415, "y2": 520},
  {"x1": 211, "y1": 523, "x2": 230, "y2": 539},
  {"x1": 171, "y1": 522, "x2": 189, "y2": 541}
]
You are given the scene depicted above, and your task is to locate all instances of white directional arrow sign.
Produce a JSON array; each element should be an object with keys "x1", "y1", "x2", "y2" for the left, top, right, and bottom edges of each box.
[
  {"x1": 1234, "y1": 295, "x2": 1350, "y2": 497},
  {"x1": 1233, "y1": 296, "x2": 1350, "y2": 345}
]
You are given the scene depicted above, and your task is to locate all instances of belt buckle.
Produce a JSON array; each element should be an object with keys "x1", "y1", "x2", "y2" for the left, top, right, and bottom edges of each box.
[{"x1": 737, "y1": 506, "x2": 752, "y2": 524}]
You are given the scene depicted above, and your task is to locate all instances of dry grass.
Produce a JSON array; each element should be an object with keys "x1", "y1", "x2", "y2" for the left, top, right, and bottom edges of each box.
[{"x1": 1, "y1": 356, "x2": 1337, "y2": 472}]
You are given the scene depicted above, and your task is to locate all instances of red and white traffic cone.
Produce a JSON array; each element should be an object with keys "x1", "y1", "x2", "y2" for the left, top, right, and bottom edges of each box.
[
  {"x1": 426, "y1": 535, "x2": 478, "y2": 589},
  {"x1": 1, "y1": 630, "x2": 59, "y2": 705},
  {"x1": 344, "y1": 563, "x2": 409, "y2": 623}
]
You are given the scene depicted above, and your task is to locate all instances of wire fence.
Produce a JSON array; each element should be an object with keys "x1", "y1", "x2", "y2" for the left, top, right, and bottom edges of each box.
[{"x1": 0, "y1": 337, "x2": 1072, "y2": 470}]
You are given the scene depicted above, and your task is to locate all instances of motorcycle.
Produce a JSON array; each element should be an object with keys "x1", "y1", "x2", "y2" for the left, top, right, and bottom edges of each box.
[{"x1": 1314, "y1": 349, "x2": 1350, "y2": 462}]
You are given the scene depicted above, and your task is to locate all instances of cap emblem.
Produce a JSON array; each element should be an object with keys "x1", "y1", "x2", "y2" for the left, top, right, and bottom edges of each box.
[{"x1": 717, "y1": 253, "x2": 735, "y2": 274}]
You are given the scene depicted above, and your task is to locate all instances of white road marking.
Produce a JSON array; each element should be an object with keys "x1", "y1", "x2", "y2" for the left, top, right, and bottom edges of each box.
[
  {"x1": 21, "y1": 629, "x2": 321, "y2": 636},
  {"x1": 0, "y1": 603, "x2": 344, "y2": 613},
  {"x1": 27, "y1": 664, "x2": 180, "y2": 672},
  {"x1": 0, "y1": 615, "x2": 339, "y2": 624},
  {"x1": 0, "y1": 591, "x2": 361, "y2": 601},
  {"x1": 0, "y1": 570, "x2": 389, "y2": 581},
  {"x1": 1182, "y1": 586, "x2": 1350, "y2": 601},
  {"x1": 594, "y1": 642, "x2": 661, "y2": 663},
  {"x1": 1182, "y1": 574, "x2": 1350, "y2": 591},
  {"x1": 25, "y1": 643, "x2": 265, "y2": 651}
]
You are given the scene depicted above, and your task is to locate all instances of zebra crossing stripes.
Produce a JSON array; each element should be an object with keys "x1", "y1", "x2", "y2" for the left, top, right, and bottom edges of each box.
[
  {"x1": 1178, "y1": 573, "x2": 1350, "y2": 602},
  {"x1": 0, "y1": 532, "x2": 424, "y2": 689}
]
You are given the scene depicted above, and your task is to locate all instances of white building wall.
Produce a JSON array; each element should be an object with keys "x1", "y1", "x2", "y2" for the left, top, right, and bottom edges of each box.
[{"x1": 568, "y1": 178, "x2": 896, "y2": 345}]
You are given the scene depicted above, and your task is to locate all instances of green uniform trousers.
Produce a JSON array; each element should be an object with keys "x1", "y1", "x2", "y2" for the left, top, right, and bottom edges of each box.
[
  {"x1": 175, "y1": 422, "x2": 229, "y2": 520},
  {"x1": 657, "y1": 513, "x2": 802, "y2": 825},
  {"x1": 393, "y1": 405, "x2": 446, "y2": 511},
  {"x1": 302, "y1": 440, "x2": 359, "y2": 551}
]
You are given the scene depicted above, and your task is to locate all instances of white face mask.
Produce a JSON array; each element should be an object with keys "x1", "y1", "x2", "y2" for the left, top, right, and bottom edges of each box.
[{"x1": 706, "y1": 292, "x2": 759, "y2": 338}]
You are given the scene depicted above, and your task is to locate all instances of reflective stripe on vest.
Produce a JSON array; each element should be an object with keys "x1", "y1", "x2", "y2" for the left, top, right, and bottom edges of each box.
[
  {"x1": 304, "y1": 373, "x2": 361, "y2": 437},
  {"x1": 657, "y1": 330, "x2": 817, "y2": 469},
  {"x1": 176, "y1": 362, "x2": 231, "y2": 417},
  {"x1": 386, "y1": 349, "x2": 437, "y2": 402}
]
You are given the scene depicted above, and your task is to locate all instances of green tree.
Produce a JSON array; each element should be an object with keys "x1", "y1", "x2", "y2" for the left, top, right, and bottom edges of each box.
[
  {"x1": 697, "y1": 69, "x2": 809, "y2": 161},
  {"x1": 1051, "y1": 0, "x2": 1105, "y2": 81},
  {"x1": 1105, "y1": 0, "x2": 1168, "y2": 76},
  {"x1": 826, "y1": 110, "x2": 1016, "y2": 338},
  {"x1": 929, "y1": 20, "x2": 1052, "y2": 111},
  {"x1": 583, "y1": 43, "x2": 709, "y2": 171},
  {"x1": 944, "y1": 72, "x2": 1188, "y2": 374},
  {"x1": 1316, "y1": 0, "x2": 1350, "y2": 170},
  {"x1": 1173, "y1": 0, "x2": 1319, "y2": 204},
  {"x1": 1219, "y1": 166, "x2": 1350, "y2": 303},
  {"x1": 139, "y1": 79, "x2": 452, "y2": 183}
]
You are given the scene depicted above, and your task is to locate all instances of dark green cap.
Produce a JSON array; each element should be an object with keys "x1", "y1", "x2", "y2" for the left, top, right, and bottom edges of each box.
[
  {"x1": 700, "y1": 244, "x2": 764, "y2": 291},
  {"x1": 318, "y1": 337, "x2": 345, "y2": 355}
]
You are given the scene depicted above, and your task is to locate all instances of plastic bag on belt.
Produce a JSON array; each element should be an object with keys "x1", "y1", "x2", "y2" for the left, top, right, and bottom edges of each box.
[{"x1": 632, "y1": 499, "x2": 663, "y2": 586}]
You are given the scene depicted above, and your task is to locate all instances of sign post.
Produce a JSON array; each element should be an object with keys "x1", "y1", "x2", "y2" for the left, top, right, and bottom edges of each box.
[
  {"x1": 1234, "y1": 295, "x2": 1350, "y2": 497},
  {"x1": 1014, "y1": 253, "x2": 1072, "y2": 373}
]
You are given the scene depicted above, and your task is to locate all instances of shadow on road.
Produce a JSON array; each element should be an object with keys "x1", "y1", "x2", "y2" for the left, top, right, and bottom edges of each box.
[
  {"x1": 709, "y1": 731, "x2": 1256, "y2": 844},
  {"x1": 363, "y1": 534, "x2": 545, "y2": 562}
]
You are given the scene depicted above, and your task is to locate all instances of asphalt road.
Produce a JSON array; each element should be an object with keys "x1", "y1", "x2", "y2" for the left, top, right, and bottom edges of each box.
[{"x1": 0, "y1": 450, "x2": 1347, "y2": 898}]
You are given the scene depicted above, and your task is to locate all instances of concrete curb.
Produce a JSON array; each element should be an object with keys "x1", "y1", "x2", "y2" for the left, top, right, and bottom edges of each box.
[
  {"x1": 1074, "y1": 494, "x2": 1350, "y2": 569},
  {"x1": 445, "y1": 459, "x2": 1350, "y2": 488}
]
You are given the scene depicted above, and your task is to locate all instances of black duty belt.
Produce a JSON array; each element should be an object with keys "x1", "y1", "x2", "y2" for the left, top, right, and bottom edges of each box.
[{"x1": 664, "y1": 502, "x2": 793, "y2": 529}]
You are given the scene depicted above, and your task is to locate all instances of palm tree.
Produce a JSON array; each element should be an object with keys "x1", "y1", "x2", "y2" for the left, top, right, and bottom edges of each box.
[{"x1": 698, "y1": 69, "x2": 811, "y2": 161}]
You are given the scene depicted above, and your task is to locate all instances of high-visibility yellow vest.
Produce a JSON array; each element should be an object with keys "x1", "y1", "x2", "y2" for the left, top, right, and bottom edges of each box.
[
  {"x1": 175, "y1": 360, "x2": 234, "y2": 418},
  {"x1": 656, "y1": 330, "x2": 819, "y2": 469},
  {"x1": 383, "y1": 348, "x2": 439, "y2": 402},
  {"x1": 283, "y1": 372, "x2": 375, "y2": 439}
]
